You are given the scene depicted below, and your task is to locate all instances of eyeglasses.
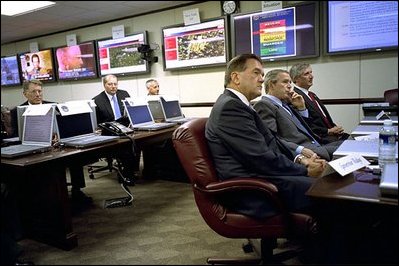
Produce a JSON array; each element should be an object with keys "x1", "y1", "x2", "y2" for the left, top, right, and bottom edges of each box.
[{"x1": 27, "y1": 89, "x2": 43, "y2": 95}]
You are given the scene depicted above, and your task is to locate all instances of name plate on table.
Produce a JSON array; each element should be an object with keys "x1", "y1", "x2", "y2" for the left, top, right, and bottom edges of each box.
[{"x1": 321, "y1": 154, "x2": 370, "y2": 177}]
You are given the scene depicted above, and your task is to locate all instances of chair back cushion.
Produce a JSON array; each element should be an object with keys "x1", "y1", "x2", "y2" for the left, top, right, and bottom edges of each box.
[
  {"x1": 384, "y1": 88, "x2": 398, "y2": 106},
  {"x1": 172, "y1": 118, "x2": 217, "y2": 188}
]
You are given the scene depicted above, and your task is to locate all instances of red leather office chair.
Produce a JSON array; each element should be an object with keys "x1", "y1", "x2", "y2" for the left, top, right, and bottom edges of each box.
[
  {"x1": 172, "y1": 118, "x2": 317, "y2": 264},
  {"x1": 384, "y1": 88, "x2": 398, "y2": 106}
]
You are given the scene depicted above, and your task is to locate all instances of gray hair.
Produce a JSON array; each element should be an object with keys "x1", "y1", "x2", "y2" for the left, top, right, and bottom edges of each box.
[
  {"x1": 22, "y1": 79, "x2": 42, "y2": 92},
  {"x1": 289, "y1": 63, "x2": 310, "y2": 83},
  {"x1": 264, "y1": 69, "x2": 289, "y2": 93}
]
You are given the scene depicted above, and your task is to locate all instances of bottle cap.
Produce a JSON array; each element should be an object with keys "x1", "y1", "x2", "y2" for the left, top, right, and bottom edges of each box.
[{"x1": 383, "y1": 119, "x2": 393, "y2": 126}]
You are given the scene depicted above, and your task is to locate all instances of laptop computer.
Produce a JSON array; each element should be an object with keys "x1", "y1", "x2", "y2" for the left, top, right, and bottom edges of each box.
[
  {"x1": 1, "y1": 107, "x2": 55, "y2": 158},
  {"x1": 56, "y1": 112, "x2": 119, "y2": 148},
  {"x1": 147, "y1": 99, "x2": 166, "y2": 122},
  {"x1": 379, "y1": 163, "x2": 398, "y2": 197},
  {"x1": 124, "y1": 102, "x2": 176, "y2": 131},
  {"x1": 159, "y1": 97, "x2": 194, "y2": 124},
  {"x1": 16, "y1": 105, "x2": 29, "y2": 140},
  {"x1": 333, "y1": 139, "x2": 398, "y2": 160}
]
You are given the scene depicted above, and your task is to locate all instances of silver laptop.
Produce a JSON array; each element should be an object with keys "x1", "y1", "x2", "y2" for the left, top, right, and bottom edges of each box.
[
  {"x1": 124, "y1": 102, "x2": 176, "y2": 131},
  {"x1": 148, "y1": 99, "x2": 166, "y2": 122},
  {"x1": 333, "y1": 139, "x2": 398, "y2": 160},
  {"x1": 16, "y1": 105, "x2": 29, "y2": 140},
  {"x1": 1, "y1": 107, "x2": 55, "y2": 158},
  {"x1": 159, "y1": 97, "x2": 194, "y2": 124},
  {"x1": 56, "y1": 112, "x2": 119, "y2": 148}
]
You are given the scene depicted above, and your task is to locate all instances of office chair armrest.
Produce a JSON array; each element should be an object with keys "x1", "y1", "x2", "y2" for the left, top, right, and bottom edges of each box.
[{"x1": 195, "y1": 177, "x2": 283, "y2": 211}]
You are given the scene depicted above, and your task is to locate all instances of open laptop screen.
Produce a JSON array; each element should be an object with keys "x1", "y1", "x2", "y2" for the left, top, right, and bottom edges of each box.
[
  {"x1": 162, "y1": 100, "x2": 182, "y2": 119},
  {"x1": 57, "y1": 113, "x2": 93, "y2": 139},
  {"x1": 126, "y1": 105, "x2": 153, "y2": 124},
  {"x1": 23, "y1": 109, "x2": 53, "y2": 143}
]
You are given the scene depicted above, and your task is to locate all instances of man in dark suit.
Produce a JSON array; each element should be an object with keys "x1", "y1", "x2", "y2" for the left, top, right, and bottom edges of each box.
[
  {"x1": 254, "y1": 69, "x2": 341, "y2": 161},
  {"x1": 9, "y1": 79, "x2": 91, "y2": 204},
  {"x1": 205, "y1": 54, "x2": 326, "y2": 220},
  {"x1": 93, "y1": 74, "x2": 138, "y2": 184},
  {"x1": 289, "y1": 63, "x2": 350, "y2": 143}
]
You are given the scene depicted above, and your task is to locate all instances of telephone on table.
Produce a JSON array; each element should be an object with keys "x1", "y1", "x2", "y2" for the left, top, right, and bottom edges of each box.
[{"x1": 99, "y1": 121, "x2": 133, "y2": 136}]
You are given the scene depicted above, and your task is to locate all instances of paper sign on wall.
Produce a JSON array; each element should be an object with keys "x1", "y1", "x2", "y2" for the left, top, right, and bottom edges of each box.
[
  {"x1": 112, "y1": 25, "x2": 125, "y2": 39},
  {"x1": 29, "y1": 42, "x2": 39, "y2": 53},
  {"x1": 66, "y1": 34, "x2": 77, "y2": 46},
  {"x1": 262, "y1": 1, "x2": 282, "y2": 12},
  {"x1": 183, "y1": 8, "x2": 200, "y2": 26}
]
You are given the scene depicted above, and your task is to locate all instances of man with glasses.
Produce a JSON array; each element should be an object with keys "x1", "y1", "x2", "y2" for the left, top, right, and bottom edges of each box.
[{"x1": 9, "y1": 79, "x2": 92, "y2": 205}]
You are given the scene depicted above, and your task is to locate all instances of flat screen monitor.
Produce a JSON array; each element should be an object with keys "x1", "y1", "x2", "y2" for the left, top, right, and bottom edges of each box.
[
  {"x1": 162, "y1": 17, "x2": 229, "y2": 71},
  {"x1": 325, "y1": 1, "x2": 398, "y2": 55},
  {"x1": 1, "y1": 55, "x2": 22, "y2": 86},
  {"x1": 18, "y1": 49, "x2": 56, "y2": 82},
  {"x1": 96, "y1": 32, "x2": 149, "y2": 76},
  {"x1": 232, "y1": 1, "x2": 319, "y2": 62},
  {"x1": 55, "y1": 41, "x2": 98, "y2": 81}
]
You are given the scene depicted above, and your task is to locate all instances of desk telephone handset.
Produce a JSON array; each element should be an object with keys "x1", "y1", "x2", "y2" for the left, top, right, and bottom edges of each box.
[{"x1": 99, "y1": 121, "x2": 133, "y2": 136}]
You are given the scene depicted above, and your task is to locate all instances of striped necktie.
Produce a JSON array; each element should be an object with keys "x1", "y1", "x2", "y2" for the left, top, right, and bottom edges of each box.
[
  {"x1": 282, "y1": 103, "x2": 320, "y2": 146},
  {"x1": 308, "y1": 91, "x2": 332, "y2": 128}
]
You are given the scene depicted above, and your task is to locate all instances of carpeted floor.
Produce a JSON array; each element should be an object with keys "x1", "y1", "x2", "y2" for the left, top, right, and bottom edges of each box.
[{"x1": 17, "y1": 164, "x2": 302, "y2": 265}]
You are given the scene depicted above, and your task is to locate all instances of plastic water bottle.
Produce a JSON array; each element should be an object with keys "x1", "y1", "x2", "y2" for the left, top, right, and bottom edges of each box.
[{"x1": 378, "y1": 119, "x2": 396, "y2": 169}]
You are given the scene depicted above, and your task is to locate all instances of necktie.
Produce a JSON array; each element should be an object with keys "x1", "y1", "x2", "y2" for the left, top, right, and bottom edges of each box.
[
  {"x1": 308, "y1": 91, "x2": 332, "y2": 128},
  {"x1": 282, "y1": 103, "x2": 320, "y2": 146},
  {"x1": 112, "y1": 95, "x2": 122, "y2": 120}
]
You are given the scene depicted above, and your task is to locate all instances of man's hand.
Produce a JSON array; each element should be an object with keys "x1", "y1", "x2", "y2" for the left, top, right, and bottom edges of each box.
[
  {"x1": 301, "y1": 148, "x2": 318, "y2": 158},
  {"x1": 290, "y1": 92, "x2": 306, "y2": 110},
  {"x1": 328, "y1": 125, "x2": 344, "y2": 136},
  {"x1": 300, "y1": 154, "x2": 327, "y2": 177}
]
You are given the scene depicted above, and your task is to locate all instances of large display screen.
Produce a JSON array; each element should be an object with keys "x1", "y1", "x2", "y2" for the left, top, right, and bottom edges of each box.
[
  {"x1": 55, "y1": 41, "x2": 98, "y2": 81},
  {"x1": 232, "y1": 1, "x2": 319, "y2": 61},
  {"x1": 325, "y1": 1, "x2": 398, "y2": 55},
  {"x1": 1, "y1": 55, "x2": 22, "y2": 86},
  {"x1": 96, "y1": 32, "x2": 149, "y2": 76},
  {"x1": 18, "y1": 49, "x2": 56, "y2": 82},
  {"x1": 162, "y1": 17, "x2": 229, "y2": 70}
]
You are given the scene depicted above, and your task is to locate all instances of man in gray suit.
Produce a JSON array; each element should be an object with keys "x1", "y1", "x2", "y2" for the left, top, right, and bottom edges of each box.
[
  {"x1": 253, "y1": 69, "x2": 340, "y2": 161},
  {"x1": 206, "y1": 54, "x2": 326, "y2": 219}
]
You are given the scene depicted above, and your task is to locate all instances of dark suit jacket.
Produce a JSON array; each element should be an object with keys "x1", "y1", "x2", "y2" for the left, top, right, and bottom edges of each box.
[
  {"x1": 253, "y1": 96, "x2": 335, "y2": 160},
  {"x1": 92, "y1": 90, "x2": 130, "y2": 124},
  {"x1": 293, "y1": 87, "x2": 336, "y2": 137},
  {"x1": 205, "y1": 89, "x2": 313, "y2": 219},
  {"x1": 10, "y1": 100, "x2": 54, "y2": 138}
]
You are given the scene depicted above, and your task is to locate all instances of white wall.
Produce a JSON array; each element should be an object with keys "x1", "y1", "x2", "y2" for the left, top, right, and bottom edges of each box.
[{"x1": 1, "y1": 1, "x2": 398, "y2": 133}]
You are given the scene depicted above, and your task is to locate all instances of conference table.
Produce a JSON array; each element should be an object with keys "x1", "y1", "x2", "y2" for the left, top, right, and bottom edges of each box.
[
  {"x1": 0, "y1": 125, "x2": 179, "y2": 250},
  {"x1": 360, "y1": 115, "x2": 398, "y2": 125},
  {"x1": 306, "y1": 122, "x2": 398, "y2": 263}
]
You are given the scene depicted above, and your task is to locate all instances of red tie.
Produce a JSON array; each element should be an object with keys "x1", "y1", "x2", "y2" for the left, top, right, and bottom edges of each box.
[{"x1": 308, "y1": 91, "x2": 332, "y2": 128}]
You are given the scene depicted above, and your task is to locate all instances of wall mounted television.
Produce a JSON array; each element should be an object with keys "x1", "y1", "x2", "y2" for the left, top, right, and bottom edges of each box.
[
  {"x1": 325, "y1": 1, "x2": 398, "y2": 55},
  {"x1": 1, "y1": 55, "x2": 22, "y2": 87},
  {"x1": 55, "y1": 41, "x2": 98, "y2": 81},
  {"x1": 96, "y1": 31, "x2": 149, "y2": 76},
  {"x1": 18, "y1": 49, "x2": 56, "y2": 82},
  {"x1": 231, "y1": 1, "x2": 319, "y2": 62},
  {"x1": 162, "y1": 17, "x2": 229, "y2": 71}
]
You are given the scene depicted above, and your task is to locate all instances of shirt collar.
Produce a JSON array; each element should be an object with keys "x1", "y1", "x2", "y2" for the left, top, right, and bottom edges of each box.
[
  {"x1": 264, "y1": 95, "x2": 283, "y2": 107},
  {"x1": 226, "y1": 88, "x2": 250, "y2": 106}
]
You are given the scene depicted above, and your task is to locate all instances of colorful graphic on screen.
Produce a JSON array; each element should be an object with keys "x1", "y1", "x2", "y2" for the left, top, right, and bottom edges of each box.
[
  {"x1": 163, "y1": 18, "x2": 228, "y2": 70},
  {"x1": 251, "y1": 7, "x2": 296, "y2": 59},
  {"x1": 1, "y1": 55, "x2": 21, "y2": 86},
  {"x1": 55, "y1": 42, "x2": 98, "y2": 80},
  {"x1": 19, "y1": 49, "x2": 55, "y2": 82},
  {"x1": 96, "y1": 32, "x2": 148, "y2": 76}
]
